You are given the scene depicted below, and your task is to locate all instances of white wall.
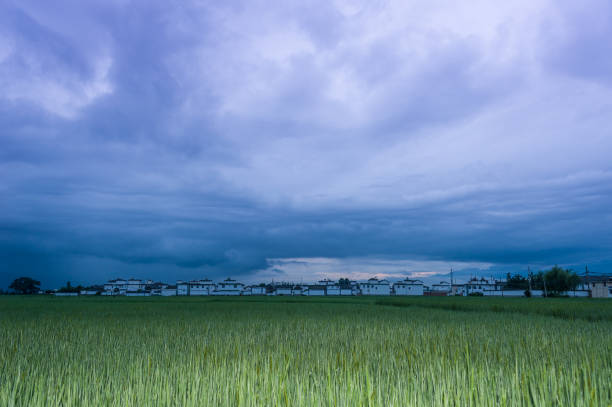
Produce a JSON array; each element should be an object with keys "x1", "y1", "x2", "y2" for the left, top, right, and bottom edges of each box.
[
  {"x1": 327, "y1": 286, "x2": 340, "y2": 295},
  {"x1": 361, "y1": 284, "x2": 390, "y2": 295},
  {"x1": 394, "y1": 285, "x2": 424, "y2": 296},
  {"x1": 189, "y1": 287, "x2": 213, "y2": 296}
]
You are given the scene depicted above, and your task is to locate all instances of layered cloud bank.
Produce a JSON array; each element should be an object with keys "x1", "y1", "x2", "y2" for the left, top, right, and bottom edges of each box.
[{"x1": 1, "y1": 0, "x2": 612, "y2": 287}]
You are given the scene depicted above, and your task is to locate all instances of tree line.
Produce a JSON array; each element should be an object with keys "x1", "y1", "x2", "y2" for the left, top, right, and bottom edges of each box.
[
  {"x1": 504, "y1": 266, "x2": 581, "y2": 296},
  {"x1": 4, "y1": 278, "x2": 83, "y2": 295}
]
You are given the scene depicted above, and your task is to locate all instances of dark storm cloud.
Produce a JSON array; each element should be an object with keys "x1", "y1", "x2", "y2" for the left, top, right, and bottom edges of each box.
[{"x1": 1, "y1": 0, "x2": 612, "y2": 288}]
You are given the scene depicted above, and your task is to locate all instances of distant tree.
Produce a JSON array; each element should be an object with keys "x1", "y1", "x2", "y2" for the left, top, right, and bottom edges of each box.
[
  {"x1": 9, "y1": 277, "x2": 41, "y2": 294},
  {"x1": 504, "y1": 273, "x2": 529, "y2": 290},
  {"x1": 338, "y1": 278, "x2": 351, "y2": 289},
  {"x1": 58, "y1": 281, "x2": 82, "y2": 293},
  {"x1": 543, "y1": 266, "x2": 580, "y2": 296},
  {"x1": 530, "y1": 272, "x2": 546, "y2": 291}
]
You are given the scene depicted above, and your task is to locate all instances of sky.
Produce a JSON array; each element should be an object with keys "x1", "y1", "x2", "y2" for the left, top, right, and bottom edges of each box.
[{"x1": 1, "y1": 0, "x2": 612, "y2": 289}]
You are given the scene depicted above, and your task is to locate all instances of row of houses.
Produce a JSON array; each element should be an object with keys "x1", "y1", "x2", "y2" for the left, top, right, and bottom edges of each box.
[
  {"x1": 66, "y1": 275, "x2": 611, "y2": 298},
  {"x1": 95, "y1": 277, "x2": 425, "y2": 296},
  {"x1": 427, "y1": 276, "x2": 611, "y2": 298}
]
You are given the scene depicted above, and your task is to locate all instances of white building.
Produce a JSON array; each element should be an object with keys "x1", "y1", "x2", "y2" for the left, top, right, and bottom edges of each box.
[
  {"x1": 213, "y1": 278, "x2": 244, "y2": 295},
  {"x1": 393, "y1": 279, "x2": 424, "y2": 296},
  {"x1": 177, "y1": 281, "x2": 189, "y2": 296},
  {"x1": 292, "y1": 286, "x2": 304, "y2": 296},
  {"x1": 360, "y1": 278, "x2": 391, "y2": 295},
  {"x1": 306, "y1": 285, "x2": 326, "y2": 296},
  {"x1": 126, "y1": 278, "x2": 145, "y2": 292},
  {"x1": 577, "y1": 275, "x2": 611, "y2": 298},
  {"x1": 161, "y1": 285, "x2": 177, "y2": 296},
  {"x1": 104, "y1": 279, "x2": 128, "y2": 295},
  {"x1": 339, "y1": 288, "x2": 353, "y2": 296},
  {"x1": 348, "y1": 281, "x2": 360, "y2": 295},
  {"x1": 189, "y1": 279, "x2": 216, "y2": 296},
  {"x1": 274, "y1": 285, "x2": 293, "y2": 296},
  {"x1": 431, "y1": 281, "x2": 452, "y2": 293},
  {"x1": 463, "y1": 278, "x2": 496, "y2": 295},
  {"x1": 248, "y1": 285, "x2": 267, "y2": 295},
  {"x1": 326, "y1": 285, "x2": 340, "y2": 295}
]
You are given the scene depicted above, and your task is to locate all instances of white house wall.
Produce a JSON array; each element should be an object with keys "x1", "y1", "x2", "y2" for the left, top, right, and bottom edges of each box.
[
  {"x1": 394, "y1": 285, "x2": 424, "y2": 296},
  {"x1": 189, "y1": 288, "x2": 213, "y2": 296},
  {"x1": 361, "y1": 285, "x2": 390, "y2": 295}
]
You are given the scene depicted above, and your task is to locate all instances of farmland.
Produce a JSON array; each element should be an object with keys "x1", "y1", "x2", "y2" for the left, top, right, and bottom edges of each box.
[{"x1": 0, "y1": 296, "x2": 611, "y2": 406}]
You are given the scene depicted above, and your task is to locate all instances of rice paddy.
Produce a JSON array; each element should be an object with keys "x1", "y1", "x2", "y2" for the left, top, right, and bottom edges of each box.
[{"x1": 0, "y1": 296, "x2": 610, "y2": 406}]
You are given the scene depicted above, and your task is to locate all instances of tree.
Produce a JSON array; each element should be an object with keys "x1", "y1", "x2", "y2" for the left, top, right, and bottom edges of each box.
[
  {"x1": 58, "y1": 281, "x2": 82, "y2": 293},
  {"x1": 338, "y1": 278, "x2": 351, "y2": 289},
  {"x1": 530, "y1": 272, "x2": 546, "y2": 291},
  {"x1": 9, "y1": 277, "x2": 41, "y2": 294},
  {"x1": 543, "y1": 266, "x2": 580, "y2": 296},
  {"x1": 505, "y1": 273, "x2": 529, "y2": 290}
]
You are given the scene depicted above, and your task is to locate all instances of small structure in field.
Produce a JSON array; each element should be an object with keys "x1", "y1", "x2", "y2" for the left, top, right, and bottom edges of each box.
[{"x1": 80, "y1": 285, "x2": 103, "y2": 296}]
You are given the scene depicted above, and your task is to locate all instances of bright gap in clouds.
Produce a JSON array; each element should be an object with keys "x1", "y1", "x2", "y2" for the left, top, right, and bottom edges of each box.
[{"x1": 250, "y1": 257, "x2": 495, "y2": 286}]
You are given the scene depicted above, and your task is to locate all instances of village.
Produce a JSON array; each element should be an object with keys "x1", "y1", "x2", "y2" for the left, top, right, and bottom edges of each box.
[{"x1": 54, "y1": 274, "x2": 612, "y2": 298}]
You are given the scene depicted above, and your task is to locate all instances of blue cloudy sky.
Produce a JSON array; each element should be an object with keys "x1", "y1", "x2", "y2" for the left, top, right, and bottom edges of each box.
[{"x1": 1, "y1": 0, "x2": 612, "y2": 288}]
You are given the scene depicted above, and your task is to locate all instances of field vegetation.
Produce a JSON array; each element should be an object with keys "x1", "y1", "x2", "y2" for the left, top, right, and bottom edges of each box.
[{"x1": 0, "y1": 296, "x2": 610, "y2": 406}]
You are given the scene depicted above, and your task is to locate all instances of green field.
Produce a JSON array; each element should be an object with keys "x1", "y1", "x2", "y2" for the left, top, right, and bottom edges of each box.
[{"x1": 1, "y1": 296, "x2": 611, "y2": 406}]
